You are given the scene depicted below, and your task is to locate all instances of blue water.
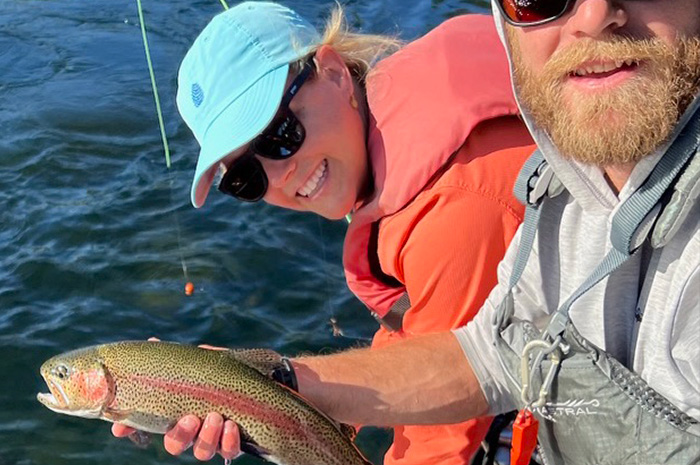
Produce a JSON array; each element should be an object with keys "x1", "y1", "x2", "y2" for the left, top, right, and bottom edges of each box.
[{"x1": 0, "y1": 0, "x2": 488, "y2": 463}]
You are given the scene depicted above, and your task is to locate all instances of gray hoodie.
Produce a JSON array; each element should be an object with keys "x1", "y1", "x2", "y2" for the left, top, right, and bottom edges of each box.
[{"x1": 453, "y1": 5, "x2": 700, "y2": 421}]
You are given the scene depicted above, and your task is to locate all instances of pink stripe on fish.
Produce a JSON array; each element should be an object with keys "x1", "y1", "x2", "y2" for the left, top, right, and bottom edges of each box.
[{"x1": 125, "y1": 374, "x2": 309, "y2": 437}]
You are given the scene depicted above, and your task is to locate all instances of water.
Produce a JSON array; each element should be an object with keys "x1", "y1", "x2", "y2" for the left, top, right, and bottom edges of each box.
[{"x1": 0, "y1": 0, "x2": 488, "y2": 464}]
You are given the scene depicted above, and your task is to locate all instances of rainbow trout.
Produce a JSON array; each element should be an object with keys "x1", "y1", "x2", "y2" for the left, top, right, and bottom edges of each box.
[{"x1": 37, "y1": 341, "x2": 372, "y2": 465}]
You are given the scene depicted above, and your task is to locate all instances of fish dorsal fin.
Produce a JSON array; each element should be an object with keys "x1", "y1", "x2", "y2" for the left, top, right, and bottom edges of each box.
[
  {"x1": 310, "y1": 401, "x2": 357, "y2": 440},
  {"x1": 223, "y1": 349, "x2": 284, "y2": 377}
]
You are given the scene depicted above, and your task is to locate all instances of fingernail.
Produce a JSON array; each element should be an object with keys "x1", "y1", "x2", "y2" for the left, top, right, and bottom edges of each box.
[
  {"x1": 223, "y1": 421, "x2": 233, "y2": 434},
  {"x1": 181, "y1": 416, "x2": 197, "y2": 431},
  {"x1": 206, "y1": 413, "x2": 223, "y2": 427}
]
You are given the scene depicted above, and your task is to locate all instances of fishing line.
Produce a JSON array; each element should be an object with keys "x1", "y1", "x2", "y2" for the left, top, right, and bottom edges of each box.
[
  {"x1": 136, "y1": 0, "x2": 191, "y2": 289},
  {"x1": 316, "y1": 216, "x2": 343, "y2": 337},
  {"x1": 317, "y1": 216, "x2": 372, "y2": 343}
]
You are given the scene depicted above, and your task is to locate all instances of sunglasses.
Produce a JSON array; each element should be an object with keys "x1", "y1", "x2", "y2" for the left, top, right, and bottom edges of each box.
[
  {"x1": 218, "y1": 59, "x2": 314, "y2": 202},
  {"x1": 496, "y1": 0, "x2": 575, "y2": 27}
]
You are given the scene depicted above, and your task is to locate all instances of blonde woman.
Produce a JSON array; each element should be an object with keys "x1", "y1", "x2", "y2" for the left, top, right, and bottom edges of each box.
[{"x1": 114, "y1": 2, "x2": 534, "y2": 463}]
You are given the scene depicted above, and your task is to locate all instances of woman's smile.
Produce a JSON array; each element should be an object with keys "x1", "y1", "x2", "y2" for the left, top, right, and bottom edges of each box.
[{"x1": 297, "y1": 159, "x2": 329, "y2": 198}]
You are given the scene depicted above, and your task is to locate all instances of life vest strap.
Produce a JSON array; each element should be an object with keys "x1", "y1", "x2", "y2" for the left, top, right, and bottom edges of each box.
[{"x1": 373, "y1": 292, "x2": 411, "y2": 332}]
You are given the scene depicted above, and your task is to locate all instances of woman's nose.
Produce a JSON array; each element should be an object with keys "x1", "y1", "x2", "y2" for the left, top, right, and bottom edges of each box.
[
  {"x1": 259, "y1": 156, "x2": 297, "y2": 189},
  {"x1": 563, "y1": 0, "x2": 628, "y2": 39}
]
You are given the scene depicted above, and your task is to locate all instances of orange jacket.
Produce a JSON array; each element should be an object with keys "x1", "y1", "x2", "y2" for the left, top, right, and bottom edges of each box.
[
  {"x1": 342, "y1": 15, "x2": 535, "y2": 465},
  {"x1": 374, "y1": 118, "x2": 533, "y2": 465}
]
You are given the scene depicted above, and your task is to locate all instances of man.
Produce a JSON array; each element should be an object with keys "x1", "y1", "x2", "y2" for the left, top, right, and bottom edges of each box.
[{"x1": 125, "y1": 0, "x2": 700, "y2": 461}]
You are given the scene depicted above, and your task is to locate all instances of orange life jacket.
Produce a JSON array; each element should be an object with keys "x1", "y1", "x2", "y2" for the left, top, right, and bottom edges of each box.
[{"x1": 343, "y1": 14, "x2": 521, "y2": 323}]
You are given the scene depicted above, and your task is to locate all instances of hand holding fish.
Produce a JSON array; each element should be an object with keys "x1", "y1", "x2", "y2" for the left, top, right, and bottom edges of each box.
[
  {"x1": 112, "y1": 341, "x2": 243, "y2": 461},
  {"x1": 112, "y1": 337, "x2": 241, "y2": 461},
  {"x1": 112, "y1": 412, "x2": 241, "y2": 461}
]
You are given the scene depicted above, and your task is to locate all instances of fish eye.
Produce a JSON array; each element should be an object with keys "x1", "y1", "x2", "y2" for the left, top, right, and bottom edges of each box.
[{"x1": 53, "y1": 364, "x2": 70, "y2": 380}]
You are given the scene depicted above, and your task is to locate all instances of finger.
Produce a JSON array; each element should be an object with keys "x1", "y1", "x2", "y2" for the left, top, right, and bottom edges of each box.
[
  {"x1": 193, "y1": 413, "x2": 224, "y2": 461},
  {"x1": 164, "y1": 415, "x2": 201, "y2": 456},
  {"x1": 112, "y1": 423, "x2": 136, "y2": 437},
  {"x1": 219, "y1": 420, "x2": 241, "y2": 460}
]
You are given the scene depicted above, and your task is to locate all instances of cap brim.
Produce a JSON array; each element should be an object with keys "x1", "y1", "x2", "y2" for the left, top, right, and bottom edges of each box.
[{"x1": 190, "y1": 64, "x2": 289, "y2": 208}]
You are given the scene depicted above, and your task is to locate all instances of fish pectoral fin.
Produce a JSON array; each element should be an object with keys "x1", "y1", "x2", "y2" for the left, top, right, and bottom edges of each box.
[
  {"x1": 127, "y1": 430, "x2": 152, "y2": 449},
  {"x1": 223, "y1": 349, "x2": 284, "y2": 377},
  {"x1": 103, "y1": 407, "x2": 132, "y2": 422},
  {"x1": 239, "y1": 434, "x2": 271, "y2": 460}
]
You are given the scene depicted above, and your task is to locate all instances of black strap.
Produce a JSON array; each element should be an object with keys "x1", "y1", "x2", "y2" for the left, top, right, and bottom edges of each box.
[
  {"x1": 271, "y1": 357, "x2": 298, "y2": 392},
  {"x1": 470, "y1": 411, "x2": 518, "y2": 465},
  {"x1": 368, "y1": 221, "x2": 403, "y2": 288},
  {"x1": 375, "y1": 292, "x2": 411, "y2": 332}
]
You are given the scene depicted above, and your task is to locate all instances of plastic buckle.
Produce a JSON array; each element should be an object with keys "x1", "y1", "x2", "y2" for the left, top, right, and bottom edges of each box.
[
  {"x1": 511, "y1": 408, "x2": 539, "y2": 465},
  {"x1": 528, "y1": 163, "x2": 555, "y2": 206}
]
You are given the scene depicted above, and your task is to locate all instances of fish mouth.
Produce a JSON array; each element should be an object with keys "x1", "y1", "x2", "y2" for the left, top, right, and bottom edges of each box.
[
  {"x1": 37, "y1": 375, "x2": 104, "y2": 419},
  {"x1": 37, "y1": 378, "x2": 70, "y2": 411}
]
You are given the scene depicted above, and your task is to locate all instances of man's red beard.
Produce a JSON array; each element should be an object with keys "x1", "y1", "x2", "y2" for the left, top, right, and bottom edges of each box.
[{"x1": 507, "y1": 29, "x2": 700, "y2": 167}]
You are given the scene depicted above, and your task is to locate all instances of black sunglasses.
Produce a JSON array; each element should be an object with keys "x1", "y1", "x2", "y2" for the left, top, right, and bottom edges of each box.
[
  {"x1": 218, "y1": 59, "x2": 314, "y2": 202},
  {"x1": 496, "y1": 0, "x2": 575, "y2": 27}
]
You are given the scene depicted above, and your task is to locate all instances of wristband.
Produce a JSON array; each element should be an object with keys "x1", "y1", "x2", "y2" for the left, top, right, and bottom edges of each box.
[{"x1": 272, "y1": 357, "x2": 298, "y2": 392}]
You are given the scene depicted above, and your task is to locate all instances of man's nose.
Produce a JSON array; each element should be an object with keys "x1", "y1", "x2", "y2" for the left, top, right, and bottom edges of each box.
[
  {"x1": 259, "y1": 156, "x2": 297, "y2": 189},
  {"x1": 564, "y1": 0, "x2": 628, "y2": 38}
]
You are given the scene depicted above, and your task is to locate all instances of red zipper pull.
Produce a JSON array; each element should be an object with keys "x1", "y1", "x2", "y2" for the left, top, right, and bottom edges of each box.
[{"x1": 511, "y1": 409, "x2": 539, "y2": 465}]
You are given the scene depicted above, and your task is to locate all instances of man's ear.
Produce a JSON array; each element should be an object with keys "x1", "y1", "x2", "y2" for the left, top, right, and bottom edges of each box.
[{"x1": 313, "y1": 44, "x2": 354, "y2": 95}]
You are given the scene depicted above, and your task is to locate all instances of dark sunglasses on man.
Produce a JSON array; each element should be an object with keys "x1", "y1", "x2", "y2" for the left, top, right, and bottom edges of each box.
[
  {"x1": 496, "y1": 0, "x2": 575, "y2": 27},
  {"x1": 218, "y1": 58, "x2": 315, "y2": 202}
]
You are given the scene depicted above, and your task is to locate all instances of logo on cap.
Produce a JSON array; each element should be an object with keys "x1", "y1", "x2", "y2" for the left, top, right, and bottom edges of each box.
[{"x1": 191, "y1": 83, "x2": 204, "y2": 108}]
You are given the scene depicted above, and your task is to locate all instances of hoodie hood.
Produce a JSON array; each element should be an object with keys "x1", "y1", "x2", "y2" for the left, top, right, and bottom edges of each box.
[{"x1": 489, "y1": 1, "x2": 700, "y2": 213}]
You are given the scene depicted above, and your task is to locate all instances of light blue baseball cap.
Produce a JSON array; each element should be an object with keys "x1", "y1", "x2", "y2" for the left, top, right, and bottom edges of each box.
[{"x1": 176, "y1": 2, "x2": 321, "y2": 208}]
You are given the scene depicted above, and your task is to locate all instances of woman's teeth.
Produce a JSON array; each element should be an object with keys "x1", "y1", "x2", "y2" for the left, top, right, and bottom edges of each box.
[{"x1": 298, "y1": 160, "x2": 328, "y2": 198}]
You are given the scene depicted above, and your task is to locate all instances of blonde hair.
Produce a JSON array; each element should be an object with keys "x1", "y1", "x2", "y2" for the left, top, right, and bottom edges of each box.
[{"x1": 293, "y1": 4, "x2": 403, "y2": 82}]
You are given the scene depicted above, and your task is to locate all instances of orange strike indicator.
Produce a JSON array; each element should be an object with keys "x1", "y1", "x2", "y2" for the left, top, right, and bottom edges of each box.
[{"x1": 184, "y1": 282, "x2": 194, "y2": 296}]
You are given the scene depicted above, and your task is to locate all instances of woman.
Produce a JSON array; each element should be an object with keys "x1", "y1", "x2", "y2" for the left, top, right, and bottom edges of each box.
[{"x1": 115, "y1": 2, "x2": 535, "y2": 463}]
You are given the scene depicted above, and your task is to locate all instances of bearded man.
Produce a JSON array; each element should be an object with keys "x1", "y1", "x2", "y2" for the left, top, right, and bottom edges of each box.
[{"x1": 135, "y1": 0, "x2": 699, "y2": 462}]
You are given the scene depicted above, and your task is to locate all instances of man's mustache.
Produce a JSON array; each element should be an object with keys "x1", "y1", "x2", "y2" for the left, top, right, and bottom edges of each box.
[{"x1": 541, "y1": 36, "x2": 672, "y2": 80}]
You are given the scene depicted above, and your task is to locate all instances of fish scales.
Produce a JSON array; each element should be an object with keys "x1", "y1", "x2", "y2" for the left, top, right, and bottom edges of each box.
[
  {"x1": 102, "y1": 343, "x2": 319, "y2": 450},
  {"x1": 37, "y1": 341, "x2": 372, "y2": 465}
]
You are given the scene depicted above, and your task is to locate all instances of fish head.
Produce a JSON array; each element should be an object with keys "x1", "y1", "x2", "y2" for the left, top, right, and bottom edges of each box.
[{"x1": 37, "y1": 347, "x2": 113, "y2": 419}]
